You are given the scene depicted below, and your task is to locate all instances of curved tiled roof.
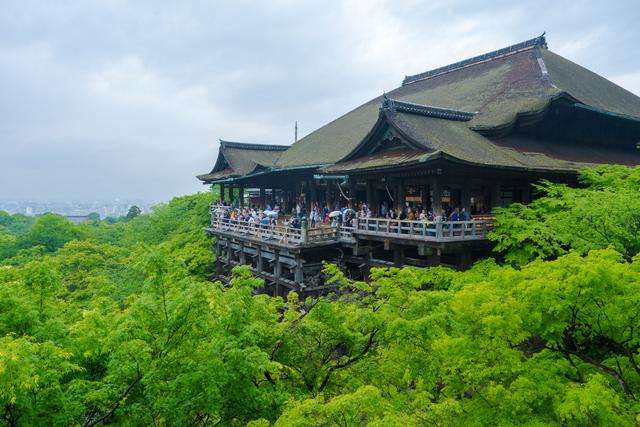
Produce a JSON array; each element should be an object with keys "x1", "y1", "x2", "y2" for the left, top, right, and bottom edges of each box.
[
  {"x1": 198, "y1": 35, "x2": 640, "y2": 181},
  {"x1": 273, "y1": 36, "x2": 640, "y2": 169},
  {"x1": 197, "y1": 140, "x2": 288, "y2": 183}
]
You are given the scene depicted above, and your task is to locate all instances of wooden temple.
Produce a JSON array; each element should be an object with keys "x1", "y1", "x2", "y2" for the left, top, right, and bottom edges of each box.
[{"x1": 197, "y1": 34, "x2": 640, "y2": 295}]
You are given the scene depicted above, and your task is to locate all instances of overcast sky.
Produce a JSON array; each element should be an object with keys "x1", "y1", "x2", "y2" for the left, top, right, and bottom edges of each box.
[{"x1": 1, "y1": 0, "x2": 639, "y2": 202}]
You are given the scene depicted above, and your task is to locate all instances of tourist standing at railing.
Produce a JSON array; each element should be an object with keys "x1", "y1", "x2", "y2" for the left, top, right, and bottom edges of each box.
[{"x1": 461, "y1": 207, "x2": 472, "y2": 221}]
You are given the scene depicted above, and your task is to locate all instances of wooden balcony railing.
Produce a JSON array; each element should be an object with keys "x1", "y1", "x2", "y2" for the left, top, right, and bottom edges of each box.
[
  {"x1": 209, "y1": 204, "x2": 492, "y2": 245},
  {"x1": 209, "y1": 216, "x2": 338, "y2": 246},
  {"x1": 350, "y1": 217, "x2": 492, "y2": 241}
]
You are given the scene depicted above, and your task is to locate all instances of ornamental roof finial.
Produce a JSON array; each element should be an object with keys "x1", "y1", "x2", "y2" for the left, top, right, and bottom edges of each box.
[{"x1": 381, "y1": 93, "x2": 396, "y2": 112}]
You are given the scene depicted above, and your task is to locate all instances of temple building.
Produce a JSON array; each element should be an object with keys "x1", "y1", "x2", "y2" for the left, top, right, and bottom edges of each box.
[{"x1": 197, "y1": 34, "x2": 640, "y2": 295}]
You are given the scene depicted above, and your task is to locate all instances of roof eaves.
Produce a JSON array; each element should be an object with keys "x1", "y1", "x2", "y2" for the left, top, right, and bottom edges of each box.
[
  {"x1": 402, "y1": 33, "x2": 547, "y2": 86},
  {"x1": 572, "y1": 103, "x2": 640, "y2": 123},
  {"x1": 471, "y1": 91, "x2": 579, "y2": 136},
  {"x1": 214, "y1": 164, "x2": 326, "y2": 184}
]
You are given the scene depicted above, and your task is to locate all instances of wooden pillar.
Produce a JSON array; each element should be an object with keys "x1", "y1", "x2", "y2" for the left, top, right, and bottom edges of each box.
[
  {"x1": 304, "y1": 180, "x2": 311, "y2": 212},
  {"x1": 365, "y1": 180, "x2": 374, "y2": 212},
  {"x1": 215, "y1": 240, "x2": 222, "y2": 278},
  {"x1": 459, "y1": 250, "x2": 472, "y2": 269},
  {"x1": 256, "y1": 246, "x2": 263, "y2": 273},
  {"x1": 294, "y1": 255, "x2": 304, "y2": 286},
  {"x1": 363, "y1": 250, "x2": 372, "y2": 281},
  {"x1": 461, "y1": 186, "x2": 471, "y2": 211},
  {"x1": 309, "y1": 180, "x2": 317, "y2": 206},
  {"x1": 426, "y1": 248, "x2": 442, "y2": 266},
  {"x1": 393, "y1": 245, "x2": 404, "y2": 267},
  {"x1": 273, "y1": 250, "x2": 281, "y2": 297},
  {"x1": 522, "y1": 182, "x2": 532, "y2": 204},
  {"x1": 396, "y1": 180, "x2": 405, "y2": 209},
  {"x1": 491, "y1": 183, "x2": 501, "y2": 210},
  {"x1": 230, "y1": 185, "x2": 236, "y2": 207},
  {"x1": 238, "y1": 242, "x2": 246, "y2": 265},
  {"x1": 429, "y1": 178, "x2": 441, "y2": 214},
  {"x1": 225, "y1": 239, "x2": 231, "y2": 275},
  {"x1": 348, "y1": 179, "x2": 356, "y2": 208},
  {"x1": 226, "y1": 185, "x2": 233, "y2": 206},
  {"x1": 239, "y1": 186, "x2": 245, "y2": 207},
  {"x1": 220, "y1": 184, "x2": 226, "y2": 203},
  {"x1": 325, "y1": 181, "x2": 335, "y2": 211},
  {"x1": 259, "y1": 187, "x2": 266, "y2": 209},
  {"x1": 301, "y1": 217, "x2": 309, "y2": 244}
]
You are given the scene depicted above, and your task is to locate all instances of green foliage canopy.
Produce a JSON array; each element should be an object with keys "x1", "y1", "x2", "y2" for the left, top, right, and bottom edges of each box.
[
  {"x1": 2, "y1": 168, "x2": 640, "y2": 424},
  {"x1": 490, "y1": 165, "x2": 640, "y2": 265}
]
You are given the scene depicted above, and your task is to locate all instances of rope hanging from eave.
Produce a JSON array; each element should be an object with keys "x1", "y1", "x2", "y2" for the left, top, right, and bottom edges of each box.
[
  {"x1": 337, "y1": 181, "x2": 352, "y2": 201},
  {"x1": 385, "y1": 185, "x2": 394, "y2": 202}
]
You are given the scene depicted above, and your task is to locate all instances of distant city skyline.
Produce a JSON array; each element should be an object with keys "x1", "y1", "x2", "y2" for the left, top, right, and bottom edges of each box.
[
  {"x1": 2, "y1": 1, "x2": 639, "y2": 201},
  {"x1": 0, "y1": 197, "x2": 159, "y2": 218}
]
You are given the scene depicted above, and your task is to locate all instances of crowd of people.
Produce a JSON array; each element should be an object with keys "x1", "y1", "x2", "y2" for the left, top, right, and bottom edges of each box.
[
  {"x1": 379, "y1": 202, "x2": 472, "y2": 222},
  {"x1": 213, "y1": 199, "x2": 474, "y2": 230}
]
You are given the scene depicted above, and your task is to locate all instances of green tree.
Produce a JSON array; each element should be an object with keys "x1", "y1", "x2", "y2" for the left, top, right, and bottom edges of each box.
[
  {"x1": 490, "y1": 165, "x2": 640, "y2": 265},
  {"x1": 18, "y1": 214, "x2": 81, "y2": 253},
  {"x1": 125, "y1": 205, "x2": 142, "y2": 220}
]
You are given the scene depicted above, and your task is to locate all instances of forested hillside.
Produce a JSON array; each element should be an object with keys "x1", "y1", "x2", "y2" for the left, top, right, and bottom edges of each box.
[{"x1": 2, "y1": 165, "x2": 640, "y2": 425}]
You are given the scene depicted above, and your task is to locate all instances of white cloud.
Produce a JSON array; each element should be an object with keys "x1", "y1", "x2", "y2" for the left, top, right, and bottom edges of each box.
[
  {"x1": 610, "y1": 71, "x2": 640, "y2": 97},
  {"x1": 1, "y1": 0, "x2": 639, "y2": 201}
]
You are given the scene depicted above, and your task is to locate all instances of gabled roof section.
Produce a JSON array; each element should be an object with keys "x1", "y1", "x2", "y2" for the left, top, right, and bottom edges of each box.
[
  {"x1": 341, "y1": 99, "x2": 477, "y2": 162},
  {"x1": 197, "y1": 140, "x2": 288, "y2": 183},
  {"x1": 540, "y1": 49, "x2": 640, "y2": 118},
  {"x1": 325, "y1": 100, "x2": 640, "y2": 175},
  {"x1": 402, "y1": 33, "x2": 547, "y2": 86}
]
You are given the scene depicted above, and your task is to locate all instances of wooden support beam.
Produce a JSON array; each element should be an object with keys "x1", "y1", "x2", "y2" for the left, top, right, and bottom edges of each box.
[
  {"x1": 238, "y1": 242, "x2": 246, "y2": 264},
  {"x1": 461, "y1": 186, "x2": 471, "y2": 211},
  {"x1": 426, "y1": 249, "x2": 442, "y2": 266},
  {"x1": 274, "y1": 250, "x2": 281, "y2": 297},
  {"x1": 348, "y1": 179, "x2": 356, "y2": 207},
  {"x1": 239, "y1": 186, "x2": 245, "y2": 207},
  {"x1": 215, "y1": 240, "x2": 222, "y2": 277},
  {"x1": 491, "y1": 183, "x2": 501, "y2": 210},
  {"x1": 393, "y1": 245, "x2": 404, "y2": 267},
  {"x1": 304, "y1": 180, "x2": 311, "y2": 211},
  {"x1": 365, "y1": 180, "x2": 374, "y2": 212},
  {"x1": 256, "y1": 246, "x2": 263, "y2": 273},
  {"x1": 220, "y1": 184, "x2": 226, "y2": 203},
  {"x1": 259, "y1": 187, "x2": 266, "y2": 209},
  {"x1": 294, "y1": 255, "x2": 304, "y2": 286},
  {"x1": 225, "y1": 238, "x2": 232, "y2": 275},
  {"x1": 309, "y1": 180, "x2": 317, "y2": 205},
  {"x1": 396, "y1": 180, "x2": 405, "y2": 208},
  {"x1": 459, "y1": 250, "x2": 472, "y2": 269},
  {"x1": 429, "y1": 178, "x2": 441, "y2": 214}
]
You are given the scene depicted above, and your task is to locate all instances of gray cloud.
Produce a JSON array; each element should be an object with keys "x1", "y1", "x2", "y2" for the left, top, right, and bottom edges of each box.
[{"x1": 1, "y1": 0, "x2": 639, "y2": 201}]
